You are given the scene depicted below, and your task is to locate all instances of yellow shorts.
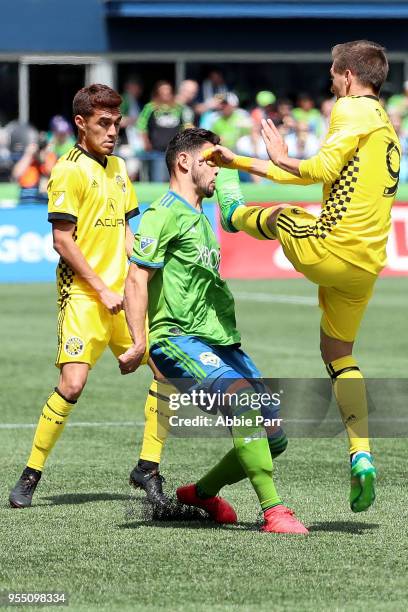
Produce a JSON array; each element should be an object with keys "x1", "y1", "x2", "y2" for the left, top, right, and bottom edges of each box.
[
  {"x1": 56, "y1": 295, "x2": 149, "y2": 368},
  {"x1": 276, "y1": 207, "x2": 377, "y2": 342}
]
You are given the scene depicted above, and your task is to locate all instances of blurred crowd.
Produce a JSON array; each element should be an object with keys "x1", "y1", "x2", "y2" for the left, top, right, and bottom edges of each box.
[{"x1": 1, "y1": 69, "x2": 408, "y2": 204}]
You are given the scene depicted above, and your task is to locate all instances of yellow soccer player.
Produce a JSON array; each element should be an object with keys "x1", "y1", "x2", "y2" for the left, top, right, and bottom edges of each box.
[
  {"x1": 9, "y1": 84, "x2": 169, "y2": 508},
  {"x1": 204, "y1": 40, "x2": 401, "y2": 513}
]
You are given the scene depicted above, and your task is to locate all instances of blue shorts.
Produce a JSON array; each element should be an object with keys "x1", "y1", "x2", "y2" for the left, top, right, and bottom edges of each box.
[
  {"x1": 150, "y1": 336, "x2": 280, "y2": 422},
  {"x1": 150, "y1": 336, "x2": 261, "y2": 384}
]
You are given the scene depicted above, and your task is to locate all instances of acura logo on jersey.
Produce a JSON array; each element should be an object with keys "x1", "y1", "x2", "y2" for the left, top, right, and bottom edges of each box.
[
  {"x1": 94, "y1": 198, "x2": 124, "y2": 227},
  {"x1": 94, "y1": 218, "x2": 125, "y2": 227},
  {"x1": 195, "y1": 245, "x2": 220, "y2": 270},
  {"x1": 107, "y1": 198, "x2": 116, "y2": 215}
]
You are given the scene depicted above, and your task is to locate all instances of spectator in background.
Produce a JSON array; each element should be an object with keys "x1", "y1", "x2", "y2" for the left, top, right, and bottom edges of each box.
[
  {"x1": 12, "y1": 135, "x2": 56, "y2": 205},
  {"x1": 0, "y1": 125, "x2": 12, "y2": 180},
  {"x1": 175, "y1": 79, "x2": 199, "y2": 126},
  {"x1": 387, "y1": 81, "x2": 408, "y2": 116},
  {"x1": 48, "y1": 115, "x2": 75, "y2": 158},
  {"x1": 137, "y1": 80, "x2": 187, "y2": 181},
  {"x1": 317, "y1": 97, "x2": 335, "y2": 141},
  {"x1": 201, "y1": 69, "x2": 228, "y2": 103},
  {"x1": 211, "y1": 92, "x2": 252, "y2": 151},
  {"x1": 197, "y1": 95, "x2": 223, "y2": 130},
  {"x1": 293, "y1": 93, "x2": 322, "y2": 134},
  {"x1": 120, "y1": 76, "x2": 143, "y2": 128},
  {"x1": 275, "y1": 98, "x2": 296, "y2": 130},
  {"x1": 284, "y1": 121, "x2": 320, "y2": 160},
  {"x1": 118, "y1": 77, "x2": 144, "y2": 181},
  {"x1": 251, "y1": 90, "x2": 278, "y2": 128},
  {"x1": 236, "y1": 120, "x2": 269, "y2": 183},
  {"x1": 237, "y1": 91, "x2": 280, "y2": 183},
  {"x1": 6, "y1": 120, "x2": 39, "y2": 163},
  {"x1": 196, "y1": 71, "x2": 230, "y2": 127}
]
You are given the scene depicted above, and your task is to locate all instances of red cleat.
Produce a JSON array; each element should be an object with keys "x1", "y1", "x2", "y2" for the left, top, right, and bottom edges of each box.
[
  {"x1": 176, "y1": 484, "x2": 237, "y2": 524},
  {"x1": 261, "y1": 505, "x2": 309, "y2": 534}
]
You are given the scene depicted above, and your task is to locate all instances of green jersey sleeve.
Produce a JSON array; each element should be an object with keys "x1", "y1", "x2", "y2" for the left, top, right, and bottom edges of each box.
[
  {"x1": 130, "y1": 206, "x2": 179, "y2": 268},
  {"x1": 137, "y1": 102, "x2": 154, "y2": 133}
]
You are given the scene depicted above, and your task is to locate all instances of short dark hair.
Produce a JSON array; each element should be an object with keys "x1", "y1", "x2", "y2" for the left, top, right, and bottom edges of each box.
[
  {"x1": 165, "y1": 128, "x2": 221, "y2": 174},
  {"x1": 73, "y1": 84, "x2": 122, "y2": 118},
  {"x1": 332, "y1": 40, "x2": 388, "y2": 94}
]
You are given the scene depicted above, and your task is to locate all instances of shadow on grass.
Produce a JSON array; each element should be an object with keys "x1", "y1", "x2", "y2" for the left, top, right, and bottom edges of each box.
[
  {"x1": 42, "y1": 492, "x2": 131, "y2": 505},
  {"x1": 118, "y1": 520, "x2": 258, "y2": 531},
  {"x1": 308, "y1": 521, "x2": 380, "y2": 535}
]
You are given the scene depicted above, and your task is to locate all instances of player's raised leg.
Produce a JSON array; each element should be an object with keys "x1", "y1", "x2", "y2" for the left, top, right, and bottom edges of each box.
[
  {"x1": 9, "y1": 363, "x2": 88, "y2": 508},
  {"x1": 215, "y1": 166, "x2": 289, "y2": 238}
]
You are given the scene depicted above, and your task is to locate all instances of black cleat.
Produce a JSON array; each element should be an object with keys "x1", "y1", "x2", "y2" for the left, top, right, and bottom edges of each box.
[
  {"x1": 129, "y1": 466, "x2": 169, "y2": 507},
  {"x1": 9, "y1": 467, "x2": 42, "y2": 508}
]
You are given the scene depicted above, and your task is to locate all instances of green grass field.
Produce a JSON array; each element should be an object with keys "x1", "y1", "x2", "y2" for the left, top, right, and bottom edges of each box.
[{"x1": 1, "y1": 279, "x2": 407, "y2": 611}]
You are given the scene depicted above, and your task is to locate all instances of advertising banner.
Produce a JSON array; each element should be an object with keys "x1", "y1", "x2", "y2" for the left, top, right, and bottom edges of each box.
[
  {"x1": 219, "y1": 203, "x2": 408, "y2": 278},
  {"x1": 0, "y1": 202, "x2": 218, "y2": 283},
  {"x1": 1, "y1": 201, "x2": 407, "y2": 282}
]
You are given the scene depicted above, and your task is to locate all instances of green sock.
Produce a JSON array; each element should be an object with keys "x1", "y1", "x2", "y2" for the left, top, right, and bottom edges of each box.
[
  {"x1": 233, "y1": 434, "x2": 281, "y2": 511},
  {"x1": 197, "y1": 447, "x2": 244, "y2": 496},
  {"x1": 197, "y1": 433, "x2": 288, "y2": 497},
  {"x1": 198, "y1": 384, "x2": 282, "y2": 510}
]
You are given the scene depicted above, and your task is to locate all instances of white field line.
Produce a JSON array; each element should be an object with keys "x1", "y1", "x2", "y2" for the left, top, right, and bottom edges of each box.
[
  {"x1": 1, "y1": 417, "x2": 408, "y2": 430},
  {"x1": 234, "y1": 291, "x2": 405, "y2": 308},
  {"x1": 234, "y1": 291, "x2": 316, "y2": 306}
]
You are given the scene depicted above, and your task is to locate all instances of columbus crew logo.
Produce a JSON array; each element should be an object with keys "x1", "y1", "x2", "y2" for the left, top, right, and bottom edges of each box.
[
  {"x1": 116, "y1": 175, "x2": 126, "y2": 192},
  {"x1": 64, "y1": 336, "x2": 85, "y2": 357}
]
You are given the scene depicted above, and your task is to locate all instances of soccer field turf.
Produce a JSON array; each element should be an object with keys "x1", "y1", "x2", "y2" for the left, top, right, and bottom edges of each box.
[{"x1": 1, "y1": 279, "x2": 407, "y2": 611}]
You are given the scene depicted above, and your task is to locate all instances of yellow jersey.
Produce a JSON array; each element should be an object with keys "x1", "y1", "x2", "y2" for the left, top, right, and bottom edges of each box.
[
  {"x1": 47, "y1": 145, "x2": 138, "y2": 300},
  {"x1": 267, "y1": 95, "x2": 401, "y2": 274}
]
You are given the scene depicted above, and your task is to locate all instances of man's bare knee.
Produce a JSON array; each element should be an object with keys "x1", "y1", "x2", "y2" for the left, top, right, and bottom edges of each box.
[
  {"x1": 320, "y1": 328, "x2": 354, "y2": 365},
  {"x1": 58, "y1": 364, "x2": 89, "y2": 401}
]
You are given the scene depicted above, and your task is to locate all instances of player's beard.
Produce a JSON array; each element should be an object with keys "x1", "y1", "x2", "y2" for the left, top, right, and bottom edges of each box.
[{"x1": 192, "y1": 166, "x2": 215, "y2": 198}]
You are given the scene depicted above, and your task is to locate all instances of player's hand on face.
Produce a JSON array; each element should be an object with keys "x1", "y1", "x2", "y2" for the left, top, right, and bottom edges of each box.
[
  {"x1": 261, "y1": 119, "x2": 288, "y2": 164},
  {"x1": 118, "y1": 345, "x2": 145, "y2": 375},
  {"x1": 98, "y1": 287, "x2": 123, "y2": 314},
  {"x1": 200, "y1": 145, "x2": 235, "y2": 167}
]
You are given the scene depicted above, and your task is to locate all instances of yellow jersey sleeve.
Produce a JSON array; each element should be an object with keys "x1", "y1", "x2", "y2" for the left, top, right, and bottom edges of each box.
[
  {"x1": 266, "y1": 161, "x2": 314, "y2": 185},
  {"x1": 299, "y1": 96, "x2": 384, "y2": 184},
  {"x1": 124, "y1": 174, "x2": 139, "y2": 222},
  {"x1": 47, "y1": 159, "x2": 85, "y2": 224}
]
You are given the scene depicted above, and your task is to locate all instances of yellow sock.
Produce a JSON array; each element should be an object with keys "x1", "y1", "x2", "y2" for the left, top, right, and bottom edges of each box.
[
  {"x1": 327, "y1": 356, "x2": 371, "y2": 455},
  {"x1": 231, "y1": 205, "x2": 277, "y2": 240},
  {"x1": 27, "y1": 389, "x2": 76, "y2": 471},
  {"x1": 139, "y1": 379, "x2": 172, "y2": 464}
]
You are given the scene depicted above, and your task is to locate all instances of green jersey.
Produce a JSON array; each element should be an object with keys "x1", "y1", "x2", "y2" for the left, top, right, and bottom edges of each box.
[{"x1": 130, "y1": 190, "x2": 240, "y2": 346}]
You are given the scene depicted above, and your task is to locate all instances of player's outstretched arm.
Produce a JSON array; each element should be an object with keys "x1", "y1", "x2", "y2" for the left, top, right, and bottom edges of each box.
[
  {"x1": 119, "y1": 263, "x2": 154, "y2": 375},
  {"x1": 202, "y1": 144, "x2": 313, "y2": 186},
  {"x1": 52, "y1": 220, "x2": 123, "y2": 314}
]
